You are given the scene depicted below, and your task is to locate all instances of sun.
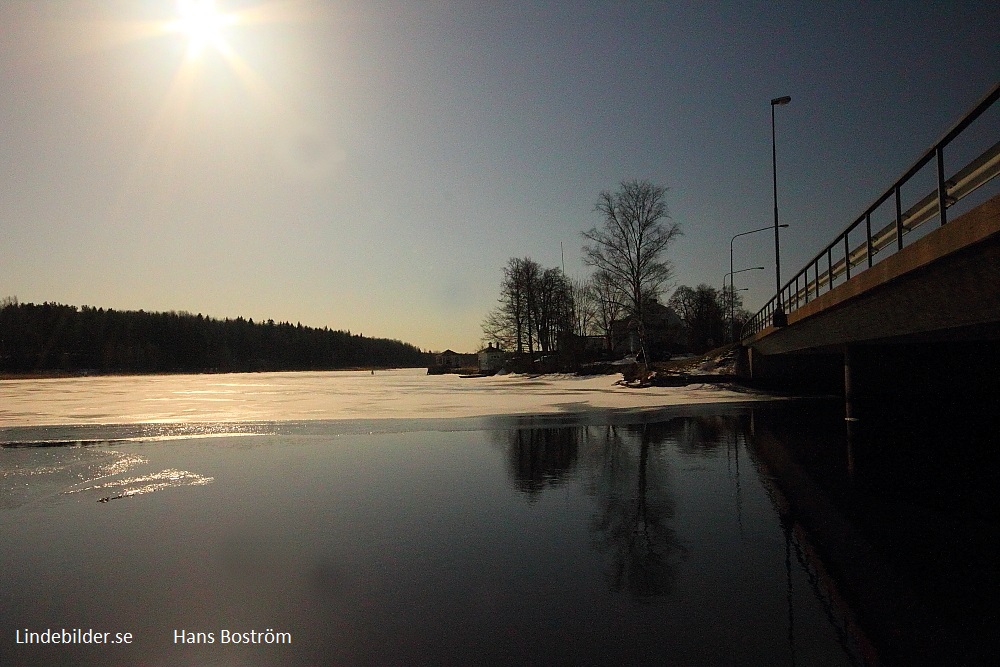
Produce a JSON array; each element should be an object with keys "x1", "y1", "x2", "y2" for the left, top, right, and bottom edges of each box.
[{"x1": 168, "y1": 0, "x2": 237, "y2": 57}]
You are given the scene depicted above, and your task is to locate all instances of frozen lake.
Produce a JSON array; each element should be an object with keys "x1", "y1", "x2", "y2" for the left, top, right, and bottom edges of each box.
[
  {"x1": 6, "y1": 371, "x2": 988, "y2": 664},
  {"x1": 0, "y1": 368, "x2": 774, "y2": 433}
]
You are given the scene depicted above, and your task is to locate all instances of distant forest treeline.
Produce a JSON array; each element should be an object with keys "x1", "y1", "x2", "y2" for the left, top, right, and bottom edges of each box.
[{"x1": 0, "y1": 299, "x2": 428, "y2": 374}]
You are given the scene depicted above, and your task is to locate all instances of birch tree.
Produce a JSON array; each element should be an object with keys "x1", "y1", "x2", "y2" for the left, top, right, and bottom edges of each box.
[{"x1": 582, "y1": 180, "x2": 681, "y2": 367}]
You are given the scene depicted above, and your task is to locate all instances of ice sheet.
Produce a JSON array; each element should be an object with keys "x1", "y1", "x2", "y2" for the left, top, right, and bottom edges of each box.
[{"x1": 0, "y1": 368, "x2": 779, "y2": 429}]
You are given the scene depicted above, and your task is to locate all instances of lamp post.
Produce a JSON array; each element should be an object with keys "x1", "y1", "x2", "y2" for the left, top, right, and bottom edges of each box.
[
  {"x1": 771, "y1": 95, "x2": 791, "y2": 327},
  {"x1": 730, "y1": 224, "x2": 787, "y2": 341},
  {"x1": 723, "y1": 266, "x2": 764, "y2": 342}
]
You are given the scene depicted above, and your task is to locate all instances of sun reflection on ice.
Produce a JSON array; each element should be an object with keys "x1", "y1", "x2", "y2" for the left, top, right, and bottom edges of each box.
[{"x1": 66, "y1": 468, "x2": 214, "y2": 503}]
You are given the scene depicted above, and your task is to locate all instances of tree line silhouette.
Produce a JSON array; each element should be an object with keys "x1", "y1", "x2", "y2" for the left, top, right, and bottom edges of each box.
[{"x1": 0, "y1": 299, "x2": 428, "y2": 374}]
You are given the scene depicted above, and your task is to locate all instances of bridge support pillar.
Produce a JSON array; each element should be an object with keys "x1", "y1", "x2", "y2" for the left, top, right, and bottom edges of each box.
[
  {"x1": 844, "y1": 345, "x2": 858, "y2": 422},
  {"x1": 734, "y1": 345, "x2": 752, "y2": 380},
  {"x1": 843, "y1": 346, "x2": 859, "y2": 476}
]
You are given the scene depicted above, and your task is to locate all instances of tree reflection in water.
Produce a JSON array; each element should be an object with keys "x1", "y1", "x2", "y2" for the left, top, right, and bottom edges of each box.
[
  {"x1": 496, "y1": 417, "x2": 717, "y2": 600},
  {"x1": 584, "y1": 421, "x2": 690, "y2": 600},
  {"x1": 492, "y1": 425, "x2": 580, "y2": 498}
]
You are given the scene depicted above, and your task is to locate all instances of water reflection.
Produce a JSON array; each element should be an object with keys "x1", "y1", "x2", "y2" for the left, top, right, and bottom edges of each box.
[
  {"x1": 492, "y1": 412, "x2": 901, "y2": 664},
  {"x1": 759, "y1": 456, "x2": 881, "y2": 666},
  {"x1": 499, "y1": 416, "x2": 759, "y2": 602},
  {"x1": 3, "y1": 412, "x2": 880, "y2": 665},
  {"x1": 584, "y1": 422, "x2": 683, "y2": 599},
  {"x1": 65, "y1": 468, "x2": 214, "y2": 502},
  {"x1": 489, "y1": 406, "x2": 997, "y2": 663},
  {"x1": 0, "y1": 446, "x2": 147, "y2": 510},
  {"x1": 748, "y1": 400, "x2": 1000, "y2": 665},
  {"x1": 0, "y1": 441, "x2": 214, "y2": 507},
  {"x1": 492, "y1": 426, "x2": 579, "y2": 496}
]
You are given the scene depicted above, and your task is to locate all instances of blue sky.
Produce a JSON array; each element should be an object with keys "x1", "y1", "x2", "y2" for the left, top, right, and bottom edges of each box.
[{"x1": 2, "y1": 1, "x2": 998, "y2": 352}]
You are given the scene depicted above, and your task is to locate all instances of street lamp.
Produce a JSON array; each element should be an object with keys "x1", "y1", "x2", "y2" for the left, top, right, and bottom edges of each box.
[
  {"x1": 723, "y1": 266, "x2": 764, "y2": 342},
  {"x1": 771, "y1": 95, "x2": 791, "y2": 327},
  {"x1": 730, "y1": 224, "x2": 787, "y2": 341}
]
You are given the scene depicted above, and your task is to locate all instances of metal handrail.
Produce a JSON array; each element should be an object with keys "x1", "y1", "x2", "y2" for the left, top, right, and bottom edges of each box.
[{"x1": 741, "y1": 81, "x2": 1000, "y2": 340}]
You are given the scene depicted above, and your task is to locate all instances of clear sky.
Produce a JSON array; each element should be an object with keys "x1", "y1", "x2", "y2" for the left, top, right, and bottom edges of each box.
[{"x1": 2, "y1": 1, "x2": 998, "y2": 353}]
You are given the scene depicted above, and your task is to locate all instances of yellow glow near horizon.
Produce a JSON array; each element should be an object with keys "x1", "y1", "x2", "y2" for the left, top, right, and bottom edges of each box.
[{"x1": 168, "y1": 0, "x2": 238, "y2": 58}]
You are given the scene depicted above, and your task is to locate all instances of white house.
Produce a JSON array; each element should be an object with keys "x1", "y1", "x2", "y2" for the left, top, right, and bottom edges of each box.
[{"x1": 478, "y1": 343, "x2": 505, "y2": 372}]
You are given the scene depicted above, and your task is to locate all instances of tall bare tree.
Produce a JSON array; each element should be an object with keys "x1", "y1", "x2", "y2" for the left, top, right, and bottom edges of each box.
[
  {"x1": 482, "y1": 257, "x2": 537, "y2": 354},
  {"x1": 667, "y1": 284, "x2": 726, "y2": 353},
  {"x1": 590, "y1": 271, "x2": 623, "y2": 352},
  {"x1": 570, "y1": 278, "x2": 597, "y2": 338},
  {"x1": 582, "y1": 180, "x2": 681, "y2": 366},
  {"x1": 482, "y1": 258, "x2": 574, "y2": 358},
  {"x1": 533, "y1": 268, "x2": 574, "y2": 354}
]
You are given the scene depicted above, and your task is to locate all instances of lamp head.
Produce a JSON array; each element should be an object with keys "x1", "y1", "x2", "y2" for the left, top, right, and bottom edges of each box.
[{"x1": 771, "y1": 96, "x2": 791, "y2": 106}]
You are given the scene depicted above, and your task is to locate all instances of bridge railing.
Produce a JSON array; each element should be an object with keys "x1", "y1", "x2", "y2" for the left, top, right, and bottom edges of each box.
[{"x1": 742, "y1": 82, "x2": 1000, "y2": 340}]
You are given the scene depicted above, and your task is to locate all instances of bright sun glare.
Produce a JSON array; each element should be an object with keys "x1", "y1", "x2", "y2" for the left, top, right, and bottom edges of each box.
[{"x1": 169, "y1": 0, "x2": 236, "y2": 57}]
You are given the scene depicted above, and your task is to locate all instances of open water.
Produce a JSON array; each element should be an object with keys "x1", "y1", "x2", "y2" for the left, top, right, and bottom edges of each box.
[{"x1": 1, "y1": 372, "x2": 996, "y2": 665}]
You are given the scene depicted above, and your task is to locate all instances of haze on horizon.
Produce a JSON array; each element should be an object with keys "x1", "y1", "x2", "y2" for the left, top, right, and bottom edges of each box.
[{"x1": 2, "y1": 1, "x2": 998, "y2": 353}]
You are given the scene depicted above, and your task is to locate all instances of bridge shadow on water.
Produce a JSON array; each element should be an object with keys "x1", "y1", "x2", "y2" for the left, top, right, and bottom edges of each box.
[{"x1": 747, "y1": 396, "x2": 999, "y2": 665}]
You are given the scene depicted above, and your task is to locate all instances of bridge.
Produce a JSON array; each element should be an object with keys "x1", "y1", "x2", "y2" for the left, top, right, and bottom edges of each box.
[{"x1": 737, "y1": 82, "x2": 1000, "y2": 400}]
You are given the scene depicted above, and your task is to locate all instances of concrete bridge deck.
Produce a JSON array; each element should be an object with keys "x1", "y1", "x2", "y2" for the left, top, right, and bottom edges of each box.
[
  {"x1": 739, "y1": 194, "x2": 1000, "y2": 396},
  {"x1": 745, "y1": 193, "x2": 1000, "y2": 356}
]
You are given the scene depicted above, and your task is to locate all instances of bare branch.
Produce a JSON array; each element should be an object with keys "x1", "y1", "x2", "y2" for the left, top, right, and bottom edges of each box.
[{"x1": 580, "y1": 179, "x2": 681, "y2": 366}]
